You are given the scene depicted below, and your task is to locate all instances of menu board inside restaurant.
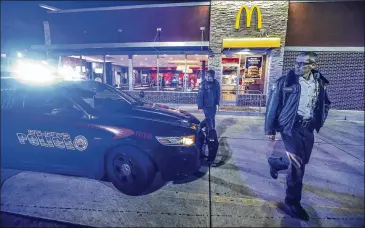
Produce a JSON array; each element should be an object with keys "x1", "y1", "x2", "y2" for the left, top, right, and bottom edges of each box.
[{"x1": 245, "y1": 56, "x2": 263, "y2": 79}]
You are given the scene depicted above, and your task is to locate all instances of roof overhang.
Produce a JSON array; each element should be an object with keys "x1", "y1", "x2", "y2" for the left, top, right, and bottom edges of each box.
[
  {"x1": 222, "y1": 38, "x2": 281, "y2": 49},
  {"x1": 31, "y1": 41, "x2": 210, "y2": 55},
  {"x1": 46, "y1": 2, "x2": 210, "y2": 14}
]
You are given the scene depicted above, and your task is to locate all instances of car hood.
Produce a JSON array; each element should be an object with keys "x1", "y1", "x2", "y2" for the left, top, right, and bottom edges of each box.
[{"x1": 132, "y1": 103, "x2": 200, "y2": 124}]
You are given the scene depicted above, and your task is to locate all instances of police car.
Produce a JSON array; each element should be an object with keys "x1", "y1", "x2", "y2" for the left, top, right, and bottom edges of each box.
[{"x1": 1, "y1": 73, "x2": 204, "y2": 196}]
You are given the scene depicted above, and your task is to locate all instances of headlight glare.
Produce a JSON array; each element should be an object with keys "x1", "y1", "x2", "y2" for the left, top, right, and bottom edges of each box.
[{"x1": 156, "y1": 135, "x2": 195, "y2": 146}]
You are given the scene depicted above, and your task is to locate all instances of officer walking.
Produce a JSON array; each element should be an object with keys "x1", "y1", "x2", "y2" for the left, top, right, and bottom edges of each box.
[
  {"x1": 197, "y1": 69, "x2": 221, "y2": 162},
  {"x1": 264, "y1": 52, "x2": 331, "y2": 221}
]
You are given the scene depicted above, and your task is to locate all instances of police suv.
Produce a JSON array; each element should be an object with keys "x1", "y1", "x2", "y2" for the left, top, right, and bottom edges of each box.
[{"x1": 1, "y1": 76, "x2": 204, "y2": 195}]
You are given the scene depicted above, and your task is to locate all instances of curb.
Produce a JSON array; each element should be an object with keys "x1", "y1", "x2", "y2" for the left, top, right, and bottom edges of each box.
[
  {"x1": 188, "y1": 111, "x2": 363, "y2": 120},
  {"x1": 176, "y1": 109, "x2": 364, "y2": 121},
  {"x1": 160, "y1": 103, "x2": 364, "y2": 121},
  {"x1": 187, "y1": 110, "x2": 265, "y2": 117}
]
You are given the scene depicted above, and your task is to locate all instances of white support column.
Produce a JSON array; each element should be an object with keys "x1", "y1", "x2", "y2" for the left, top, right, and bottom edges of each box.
[
  {"x1": 157, "y1": 55, "x2": 160, "y2": 91},
  {"x1": 58, "y1": 56, "x2": 62, "y2": 68},
  {"x1": 184, "y1": 54, "x2": 188, "y2": 92},
  {"x1": 128, "y1": 55, "x2": 133, "y2": 91},
  {"x1": 79, "y1": 55, "x2": 83, "y2": 74},
  {"x1": 103, "y1": 55, "x2": 106, "y2": 83},
  {"x1": 43, "y1": 21, "x2": 51, "y2": 59}
]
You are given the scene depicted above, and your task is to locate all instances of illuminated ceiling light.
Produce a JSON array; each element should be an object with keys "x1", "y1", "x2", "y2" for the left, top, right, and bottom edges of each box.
[
  {"x1": 17, "y1": 52, "x2": 23, "y2": 58},
  {"x1": 1, "y1": 54, "x2": 6, "y2": 58},
  {"x1": 121, "y1": 58, "x2": 123, "y2": 60},
  {"x1": 145, "y1": 58, "x2": 148, "y2": 60},
  {"x1": 39, "y1": 4, "x2": 60, "y2": 11},
  {"x1": 236, "y1": 51, "x2": 251, "y2": 55}
]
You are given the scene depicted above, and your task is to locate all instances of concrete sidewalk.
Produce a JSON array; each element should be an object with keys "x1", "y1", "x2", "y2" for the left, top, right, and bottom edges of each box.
[
  {"x1": 162, "y1": 103, "x2": 364, "y2": 121},
  {"x1": 1, "y1": 115, "x2": 364, "y2": 227}
]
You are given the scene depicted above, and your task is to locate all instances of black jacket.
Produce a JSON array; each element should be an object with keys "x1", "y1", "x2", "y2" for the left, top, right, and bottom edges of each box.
[
  {"x1": 264, "y1": 69, "x2": 331, "y2": 136},
  {"x1": 197, "y1": 79, "x2": 221, "y2": 109}
]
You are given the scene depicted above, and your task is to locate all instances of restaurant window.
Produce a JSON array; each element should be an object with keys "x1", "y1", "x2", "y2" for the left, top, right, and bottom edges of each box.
[
  {"x1": 132, "y1": 55, "x2": 158, "y2": 91},
  {"x1": 239, "y1": 54, "x2": 266, "y2": 94},
  {"x1": 221, "y1": 53, "x2": 267, "y2": 101},
  {"x1": 130, "y1": 54, "x2": 208, "y2": 92}
]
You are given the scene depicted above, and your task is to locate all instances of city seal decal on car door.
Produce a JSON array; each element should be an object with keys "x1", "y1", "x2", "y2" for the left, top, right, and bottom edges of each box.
[
  {"x1": 16, "y1": 130, "x2": 88, "y2": 151},
  {"x1": 73, "y1": 135, "x2": 88, "y2": 151}
]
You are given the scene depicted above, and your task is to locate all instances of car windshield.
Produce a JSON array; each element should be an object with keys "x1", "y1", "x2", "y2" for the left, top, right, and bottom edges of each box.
[
  {"x1": 112, "y1": 86, "x2": 144, "y2": 105},
  {"x1": 61, "y1": 80, "x2": 139, "y2": 112}
]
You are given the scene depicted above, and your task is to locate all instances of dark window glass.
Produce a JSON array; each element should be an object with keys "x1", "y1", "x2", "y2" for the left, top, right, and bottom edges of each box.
[{"x1": 23, "y1": 91, "x2": 82, "y2": 118}]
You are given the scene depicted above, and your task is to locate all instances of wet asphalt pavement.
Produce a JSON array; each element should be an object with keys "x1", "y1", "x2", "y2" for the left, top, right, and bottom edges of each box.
[
  {"x1": 1, "y1": 115, "x2": 364, "y2": 227},
  {"x1": 0, "y1": 211, "x2": 85, "y2": 228}
]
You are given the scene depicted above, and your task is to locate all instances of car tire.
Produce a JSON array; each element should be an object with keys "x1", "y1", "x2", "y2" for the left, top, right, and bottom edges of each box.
[{"x1": 106, "y1": 146, "x2": 156, "y2": 196}]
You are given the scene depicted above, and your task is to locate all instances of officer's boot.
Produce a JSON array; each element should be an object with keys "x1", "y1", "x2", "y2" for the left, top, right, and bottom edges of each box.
[{"x1": 268, "y1": 157, "x2": 289, "y2": 179}]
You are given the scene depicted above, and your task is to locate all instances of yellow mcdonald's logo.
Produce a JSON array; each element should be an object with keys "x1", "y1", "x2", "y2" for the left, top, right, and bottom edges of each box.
[{"x1": 235, "y1": 5, "x2": 262, "y2": 30}]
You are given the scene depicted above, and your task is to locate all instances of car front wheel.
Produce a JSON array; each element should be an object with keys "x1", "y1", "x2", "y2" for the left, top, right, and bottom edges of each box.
[{"x1": 106, "y1": 146, "x2": 156, "y2": 196}]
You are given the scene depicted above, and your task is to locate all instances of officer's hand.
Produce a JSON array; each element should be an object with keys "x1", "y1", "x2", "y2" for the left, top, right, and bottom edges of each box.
[
  {"x1": 199, "y1": 109, "x2": 203, "y2": 112},
  {"x1": 268, "y1": 135, "x2": 275, "y2": 141}
]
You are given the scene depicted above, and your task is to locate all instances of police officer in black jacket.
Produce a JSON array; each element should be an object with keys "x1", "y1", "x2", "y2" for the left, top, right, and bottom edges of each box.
[
  {"x1": 197, "y1": 69, "x2": 221, "y2": 162},
  {"x1": 264, "y1": 52, "x2": 331, "y2": 221}
]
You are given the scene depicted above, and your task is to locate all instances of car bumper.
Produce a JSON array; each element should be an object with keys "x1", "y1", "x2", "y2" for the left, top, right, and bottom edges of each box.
[{"x1": 158, "y1": 144, "x2": 203, "y2": 181}]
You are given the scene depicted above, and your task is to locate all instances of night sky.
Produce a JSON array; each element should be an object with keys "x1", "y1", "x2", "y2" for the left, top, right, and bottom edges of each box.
[{"x1": 1, "y1": 0, "x2": 208, "y2": 53}]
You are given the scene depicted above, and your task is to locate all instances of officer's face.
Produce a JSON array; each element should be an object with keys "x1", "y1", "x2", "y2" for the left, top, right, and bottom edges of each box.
[
  {"x1": 206, "y1": 73, "x2": 213, "y2": 82},
  {"x1": 295, "y1": 55, "x2": 316, "y2": 76}
]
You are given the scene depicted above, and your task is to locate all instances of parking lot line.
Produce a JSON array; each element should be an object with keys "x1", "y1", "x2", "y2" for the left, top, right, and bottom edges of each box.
[{"x1": 156, "y1": 190, "x2": 364, "y2": 213}]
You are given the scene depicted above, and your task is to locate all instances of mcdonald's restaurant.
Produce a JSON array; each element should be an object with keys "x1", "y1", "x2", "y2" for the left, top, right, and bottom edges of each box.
[{"x1": 27, "y1": 0, "x2": 364, "y2": 110}]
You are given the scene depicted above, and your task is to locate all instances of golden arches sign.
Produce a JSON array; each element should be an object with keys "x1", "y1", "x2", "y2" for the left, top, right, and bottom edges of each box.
[{"x1": 235, "y1": 5, "x2": 262, "y2": 30}]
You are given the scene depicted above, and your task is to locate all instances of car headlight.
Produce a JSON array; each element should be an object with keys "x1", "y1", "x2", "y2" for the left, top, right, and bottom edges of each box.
[{"x1": 156, "y1": 135, "x2": 195, "y2": 147}]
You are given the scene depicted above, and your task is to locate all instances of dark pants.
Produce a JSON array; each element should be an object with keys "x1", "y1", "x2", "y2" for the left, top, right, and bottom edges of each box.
[
  {"x1": 269, "y1": 117, "x2": 315, "y2": 204},
  {"x1": 203, "y1": 107, "x2": 217, "y2": 130}
]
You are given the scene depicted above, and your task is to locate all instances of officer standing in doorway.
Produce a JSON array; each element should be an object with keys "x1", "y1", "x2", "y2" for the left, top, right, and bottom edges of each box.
[
  {"x1": 264, "y1": 52, "x2": 331, "y2": 221},
  {"x1": 197, "y1": 69, "x2": 221, "y2": 162}
]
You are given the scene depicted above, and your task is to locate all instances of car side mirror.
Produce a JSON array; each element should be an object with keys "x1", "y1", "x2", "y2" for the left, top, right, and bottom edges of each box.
[{"x1": 139, "y1": 91, "x2": 145, "y2": 98}]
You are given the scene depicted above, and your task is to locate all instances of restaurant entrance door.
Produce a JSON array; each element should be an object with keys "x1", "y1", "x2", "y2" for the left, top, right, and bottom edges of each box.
[{"x1": 220, "y1": 52, "x2": 268, "y2": 106}]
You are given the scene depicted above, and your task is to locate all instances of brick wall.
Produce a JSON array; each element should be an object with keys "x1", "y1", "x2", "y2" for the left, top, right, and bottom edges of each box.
[
  {"x1": 283, "y1": 51, "x2": 365, "y2": 110},
  {"x1": 209, "y1": 0, "x2": 289, "y2": 89},
  {"x1": 236, "y1": 94, "x2": 266, "y2": 107},
  {"x1": 123, "y1": 90, "x2": 267, "y2": 107},
  {"x1": 123, "y1": 91, "x2": 198, "y2": 104}
]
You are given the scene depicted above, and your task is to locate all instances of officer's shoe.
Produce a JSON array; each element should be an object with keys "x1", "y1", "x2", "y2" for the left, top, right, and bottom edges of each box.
[
  {"x1": 285, "y1": 199, "x2": 310, "y2": 221},
  {"x1": 270, "y1": 167, "x2": 278, "y2": 179},
  {"x1": 268, "y1": 158, "x2": 278, "y2": 179},
  {"x1": 206, "y1": 158, "x2": 215, "y2": 166}
]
